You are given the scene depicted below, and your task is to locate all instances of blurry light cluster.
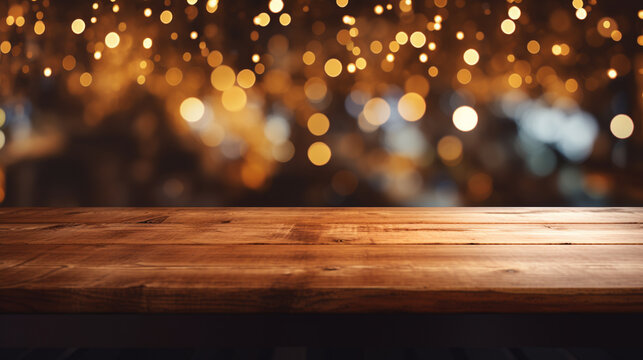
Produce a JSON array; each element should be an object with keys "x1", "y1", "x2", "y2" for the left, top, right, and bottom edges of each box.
[{"x1": 0, "y1": 0, "x2": 641, "y2": 206}]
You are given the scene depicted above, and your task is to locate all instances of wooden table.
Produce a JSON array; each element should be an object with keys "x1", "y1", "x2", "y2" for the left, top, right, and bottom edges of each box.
[{"x1": 1, "y1": 207, "x2": 642, "y2": 347}]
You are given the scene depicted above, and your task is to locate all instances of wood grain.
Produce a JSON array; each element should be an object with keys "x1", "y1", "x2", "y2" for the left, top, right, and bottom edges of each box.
[{"x1": 0, "y1": 208, "x2": 642, "y2": 313}]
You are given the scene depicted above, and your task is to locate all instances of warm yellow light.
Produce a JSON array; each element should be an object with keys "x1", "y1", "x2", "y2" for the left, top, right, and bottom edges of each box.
[
  {"x1": 452, "y1": 106, "x2": 478, "y2": 132},
  {"x1": 34, "y1": 20, "x2": 45, "y2": 35},
  {"x1": 437, "y1": 135, "x2": 463, "y2": 163},
  {"x1": 374, "y1": 5, "x2": 384, "y2": 14},
  {"x1": 409, "y1": 31, "x2": 426, "y2": 48},
  {"x1": 508, "y1": 73, "x2": 523, "y2": 88},
  {"x1": 575, "y1": 8, "x2": 587, "y2": 20},
  {"x1": 363, "y1": 98, "x2": 390, "y2": 126},
  {"x1": 355, "y1": 57, "x2": 366, "y2": 69},
  {"x1": 386, "y1": 53, "x2": 395, "y2": 62},
  {"x1": 105, "y1": 32, "x2": 120, "y2": 48},
  {"x1": 307, "y1": 142, "x2": 332, "y2": 166},
  {"x1": 456, "y1": 31, "x2": 464, "y2": 40},
  {"x1": 527, "y1": 40, "x2": 540, "y2": 54},
  {"x1": 607, "y1": 68, "x2": 617, "y2": 79},
  {"x1": 43, "y1": 67, "x2": 52, "y2": 77},
  {"x1": 143, "y1": 38, "x2": 153, "y2": 49},
  {"x1": 221, "y1": 86, "x2": 247, "y2": 112},
  {"x1": 0, "y1": 41, "x2": 11, "y2": 54},
  {"x1": 370, "y1": 40, "x2": 383, "y2": 54},
  {"x1": 308, "y1": 113, "x2": 330, "y2": 136},
  {"x1": 347, "y1": 63, "x2": 356, "y2": 73},
  {"x1": 428, "y1": 66, "x2": 438, "y2": 77},
  {"x1": 463, "y1": 48, "x2": 479, "y2": 65},
  {"x1": 94, "y1": 51, "x2": 102, "y2": 60},
  {"x1": 165, "y1": 67, "x2": 183, "y2": 86},
  {"x1": 236, "y1": 69, "x2": 256, "y2": 88},
  {"x1": 144, "y1": 8, "x2": 152, "y2": 17},
  {"x1": 456, "y1": 69, "x2": 472, "y2": 84},
  {"x1": 395, "y1": 31, "x2": 408, "y2": 45},
  {"x1": 79, "y1": 72, "x2": 92, "y2": 87},
  {"x1": 428, "y1": 42, "x2": 436, "y2": 51},
  {"x1": 180, "y1": 97, "x2": 205, "y2": 122},
  {"x1": 252, "y1": 54, "x2": 261, "y2": 63},
  {"x1": 324, "y1": 58, "x2": 343, "y2": 77},
  {"x1": 419, "y1": 53, "x2": 428, "y2": 63},
  {"x1": 610, "y1": 114, "x2": 634, "y2": 139},
  {"x1": 279, "y1": 13, "x2": 291, "y2": 25},
  {"x1": 398, "y1": 93, "x2": 426, "y2": 121},
  {"x1": 500, "y1": 19, "x2": 516, "y2": 34},
  {"x1": 71, "y1": 19, "x2": 85, "y2": 34},
  {"x1": 302, "y1": 51, "x2": 315, "y2": 65},
  {"x1": 211, "y1": 65, "x2": 236, "y2": 91},
  {"x1": 508, "y1": 6, "x2": 521, "y2": 20},
  {"x1": 160, "y1": 10, "x2": 173, "y2": 24},
  {"x1": 269, "y1": 0, "x2": 284, "y2": 13},
  {"x1": 254, "y1": 12, "x2": 270, "y2": 27}
]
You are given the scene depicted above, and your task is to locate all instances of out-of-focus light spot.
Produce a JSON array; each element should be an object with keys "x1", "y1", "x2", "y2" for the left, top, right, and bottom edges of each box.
[
  {"x1": 144, "y1": 8, "x2": 152, "y2": 17},
  {"x1": 43, "y1": 67, "x2": 52, "y2": 77},
  {"x1": 398, "y1": 92, "x2": 426, "y2": 122},
  {"x1": 279, "y1": 13, "x2": 291, "y2": 25},
  {"x1": 160, "y1": 10, "x2": 173, "y2": 24},
  {"x1": 527, "y1": 40, "x2": 540, "y2": 54},
  {"x1": 265, "y1": 115, "x2": 290, "y2": 144},
  {"x1": 347, "y1": 63, "x2": 356, "y2": 73},
  {"x1": 302, "y1": 51, "x2": 315, "y2": 65},
  {"x1": 71, "y1": 19, "x2": 85, "y2": 34},
  {"x1": 324, "y1": 58, "x2": 342, "y2": 77},
  {"x1": 386, "y1": 53, "x2": 395, "y2": 62},
  {"x1": 370, "y1": 40, "x2": 383, "y2": 54},
  {"x1": 105, "y1": 32, "x2": 120, "y2": 48},
  {"x1": 500, "y1": 19, "x2": 516, "y2": 34},
  {"x1": 437, "y1": 135, "x2": 463, "y2": 164},
  {"x1": 137, "y1": 75, "x2": 146, "y2": 85},
  {"x1": 575, "y1": 8, "x2": 587, "y2": 20},
  {"x1": 308, "y1": 113, "x2": 330, "y2": 136},
  {"x1": 34, "y1": 20, "x2": 45, "y2": 35},
  {"x1": 374, "y1": 5, "x2": 384, "y2": 14},
  {"x1": 90, "y1": 17, "x2": 97, "y2": 24},
  {"x1": 428, "y1": 66, "x2": 438, "y2": 77},
  {"x1": 410, "y1": 31, "x2": 426, "y2": 48},
  {"x1": 419, "y1": 53, "x2": 428, "y2": 63},
  {"x1": 452, "y1": 106, "x2": 478, "y2": 132},
  {"x1": 236, "y1": 69, "x2": 256, "y2": 88},
  {"x1": 463, "y1": 48, "x2": 479, "y2": 65},
  {"x1": 211, "y1": 65, "x2": 236, "y2": 91},
  {"x1": 0, "y1": 41, "x2": 11, "y2": 54},
  {"x1": 273, "y1": 141, "x2": 295, "y2": 162},
  {"x1": 637, "y1": 35, "x2": 643, "y2": 46},
  {"x1": 254, "y1": 12, "x2": 270, "y2": 27},
  {"x1": 269, "y1": 0, "x2": 284, "y2": 13},
  {"x1": 508, "y1": 73, "x2": 523, "y2": 88},
  {"x1": 395, "y1": 31, "x2": 408, "y2": 45},
  {"x1": 206, "y1": 0, "x2": 219, "y2": 13},
  {"x1": 508, "y1": 6, "x2": 521, "y2": 20},
  {"x1": 112, "y1": 4, "x2": 120, "y2": 13},
  {"x1": 428, "y1": 42, "x2": 436, "y2": 51},
  {"x1": 0, "y1": 131, "x2": 4, "y2": 150},
  {"x1": 180, "y1": 97, "x2": 205, "y2": 122},
  {"x1": 610, "y1": 114, "x2": 634, "y2": 139},
  {"x1": 610, "y1": 30, "x2": 622, "y2": 41},
  {"x1": 0, "y1": 108, "x2": 5, "y2": 127},
  {"x1": 94, "y1": 51, "x2": 102, "y2": 60},
  {"x1": 304, "y1": 77, "x2": 328, "y2": 102},
  {"x1": 456, "y1": 31, "x2": 464, "y2": 40},
  {"x1": 143, "y1": 38, "x2": 153, "y2": 49},
  {"x1": 251, "y1": 53, "x2": 261, "y2": 63},
  {"x1": 607, "y1": 68, "x2": 617, "y2": 79},
  {"x1": 190, "y1": 31, "x2": 198, "y2": 39},
  {"x1": 389, "y1": 41, "x2": 400, "y2": 52},
  {"x1": 552, "y1": 44, "x2": 562, "y2": 55},
  {"x1": 79, "y1": 72, "x2": 92, "y2": 87},
  {"x1": 165, "y1": 67, "x2": 183, "y2": 86},
  {"x1": 222, "y1": 86, "x2": 247, "y2": 112},
  {"x1": 363, "y1": 97, "x2": 390, "y2": 126},
  {"x1": 308, "y1": 141, "x2": 331, "y2": 166},
  {"x1": 355, "y1": 57, "x2": 367, "y2": 69},
  {"x1": 468, "y1": 173, "x2": 493, "y2": 201},
  {"x1": 62, "y1": 55, "x2": 76, "y2": 71},
  {"x1": 565, "y1": 78, "x2": 578, "y2": 93},
  {"x1": 457, "y1": 68, "x2": 472, "y2": 84},
  {"x1": 336, "y1": 0, "x2": 348, "y2": 8}
]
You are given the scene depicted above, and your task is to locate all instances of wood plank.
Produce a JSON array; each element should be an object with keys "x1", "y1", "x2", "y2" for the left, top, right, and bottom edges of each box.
[
  {"x1": 1, "y1": 244, "x2": 642, "y2": 313},
  {"x1": 0, "y1": 207, "x2": 641, "y2": 224},
  {"x1": 0, "y1": 222, "x2": 641, "y2": 245}
]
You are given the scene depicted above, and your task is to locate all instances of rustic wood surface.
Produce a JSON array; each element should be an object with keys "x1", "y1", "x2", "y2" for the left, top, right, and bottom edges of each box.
[{"x1": 0, "y1": 207, "x2": 642, "y2": 313}]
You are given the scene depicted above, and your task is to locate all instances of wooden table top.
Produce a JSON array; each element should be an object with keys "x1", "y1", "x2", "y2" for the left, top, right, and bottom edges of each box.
[{"x1": 1, "y1": 207, "x2": 642, "y2": 313}]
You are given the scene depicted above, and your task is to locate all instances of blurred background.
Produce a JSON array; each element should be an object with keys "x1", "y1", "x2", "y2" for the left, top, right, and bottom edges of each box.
[{"x1": 0, "y1": 0, "x2": 641, "y2": 207}]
